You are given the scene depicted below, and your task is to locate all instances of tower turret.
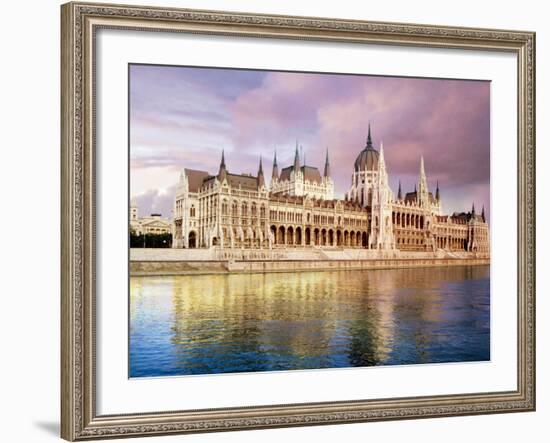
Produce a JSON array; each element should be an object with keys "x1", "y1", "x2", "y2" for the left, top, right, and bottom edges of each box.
[
  {"x1": 418, "y1": 155, "x2": 429, "y2": 206},
  {"x1": 324, "y1": 148, "x2": 331, "y2": 178},
  {"x1": 257, "y1": 156, "x2": 265, "y2": 188},
  {"x1": 378, "y1": 141, "x2": 388, "y2": 183},
  {"x1": 369, "y1": 141, "x2": 394, "y2": 250},
  {"x1": 271, "y1": 150, "x2": 279, "y2": 181},
  {"x1": 130, "y1": 198, "x2": 138, "y2": 220},
  {"x1": 397, "y1": 180, "x2": 402, "y2": 200},
  {"x1": 218, "y1": 149, "x2": 227, "y2": 181},
  {"x1": 293, "y1": 141, "x2": 301, "y2": 173}
]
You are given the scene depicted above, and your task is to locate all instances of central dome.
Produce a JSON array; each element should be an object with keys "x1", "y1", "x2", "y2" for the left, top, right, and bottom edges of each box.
[
  {"x1": 354, "y1": 146, "x2": 379, "y2": 172},
  {"x1": 354, "y1": 126, "x2": 379, "y2": 172}
]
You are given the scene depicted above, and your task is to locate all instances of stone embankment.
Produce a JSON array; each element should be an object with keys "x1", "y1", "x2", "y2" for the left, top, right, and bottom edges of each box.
[{"x1": 130, "y1": 248, "x2": 489, "y2": 276}]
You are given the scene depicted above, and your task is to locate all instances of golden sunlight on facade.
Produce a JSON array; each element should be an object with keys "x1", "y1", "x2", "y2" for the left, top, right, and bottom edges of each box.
[{"x1": 172, "y1": 126, "x2": 489, "y2": 256}]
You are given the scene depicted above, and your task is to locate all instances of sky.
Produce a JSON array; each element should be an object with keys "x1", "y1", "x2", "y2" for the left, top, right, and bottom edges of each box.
[{"x1": 130, "y1": 64, "x2": 490, "y2": 221}]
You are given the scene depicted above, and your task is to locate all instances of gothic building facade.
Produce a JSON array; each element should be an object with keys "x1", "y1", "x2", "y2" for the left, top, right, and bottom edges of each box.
[{"x1": 172, "y1": 126, "x2": 490, "y2": 254}]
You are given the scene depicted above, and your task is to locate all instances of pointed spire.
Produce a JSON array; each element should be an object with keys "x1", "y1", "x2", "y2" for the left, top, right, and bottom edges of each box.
[
  {"x1": 471, "y1": 202, "x2": 476, "y2": 215},
  {"x1": 218, "y1": 149, "x2": 227, "y2": 180},
  {"x1": 257, "y1": 156, "x2": 265, "y2": 188},
  {"x1": 435, "y1": 180, "x2": 440, "y2": 200},
  {"x1": 294, "y1": 140, "x2": 300, "y2": 172},
  {"x1": 378, "y1": 141, "x2": 388, "y2": 187},
  {"x1": 366, "y1": 123, "x2": 373, "y2": 149},
  {"x1": 271, "y1": 149, "x2": 279, "y2": 181},
  {"x1": 481, "y1": 205, "x2": 486, "y2": 222},
  {"x1": 417, "y1": 155, "x2": 429, "y2": 206},
  {"x1": 397, "y1": 180, "x2": 402, "y2": 200},
  {"x1": 324, "y1": 147, "x2": 331, "y2": 178}
]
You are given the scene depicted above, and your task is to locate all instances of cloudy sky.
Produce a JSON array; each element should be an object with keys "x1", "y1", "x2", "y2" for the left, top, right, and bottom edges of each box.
[{"x1": 130, "y1": 64, "x2": 490, "y2": 221}]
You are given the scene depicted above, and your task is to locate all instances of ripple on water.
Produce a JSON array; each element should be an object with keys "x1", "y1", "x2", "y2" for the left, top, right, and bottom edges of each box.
[{"x1": 129, "y1": 265, "x2": 490, "y2": 377}]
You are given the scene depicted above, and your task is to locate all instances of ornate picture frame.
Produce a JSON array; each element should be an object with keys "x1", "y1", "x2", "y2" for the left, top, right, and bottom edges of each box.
[{"x1": 61, "y1": 1, "x2": 535, "y2": 440}]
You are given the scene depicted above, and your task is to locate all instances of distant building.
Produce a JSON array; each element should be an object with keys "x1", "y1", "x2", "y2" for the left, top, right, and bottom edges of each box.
[
  {"x1": 172, "y1": 124, "x2": 489, "y2": 254},
  {"x1": 130, "y1": 200, "x2": 171, "y2": 235}
]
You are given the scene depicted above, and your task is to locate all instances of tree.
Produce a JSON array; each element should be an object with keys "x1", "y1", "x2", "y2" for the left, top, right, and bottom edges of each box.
[{"x1": 129, "y1": 232, "x2": 172, "y2": 248}]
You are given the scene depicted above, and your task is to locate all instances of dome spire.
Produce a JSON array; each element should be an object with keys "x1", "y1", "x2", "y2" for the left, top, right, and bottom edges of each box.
[
  {"x1": 366, "y1": 122, "x2": 373, "y2": 149},
  {"x1": 353, "y1": 124, "x2": 380, "y2": 172},
  {"x1": 397, "y1": 180, "x2": 402, "y2": 200}
]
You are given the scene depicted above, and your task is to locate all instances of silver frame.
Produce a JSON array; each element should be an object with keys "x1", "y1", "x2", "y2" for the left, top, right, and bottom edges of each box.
[{"x1": 61, "y1": 2, "x2": 536, "y2": 440}]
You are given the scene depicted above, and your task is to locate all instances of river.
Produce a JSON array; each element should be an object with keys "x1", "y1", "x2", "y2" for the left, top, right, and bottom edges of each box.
[{"x1": 130, "y1": 265, "x2": 490, "y2": 377}]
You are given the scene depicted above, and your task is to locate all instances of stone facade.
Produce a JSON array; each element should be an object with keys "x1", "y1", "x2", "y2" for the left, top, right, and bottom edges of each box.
[{"x1": 172, "y1": 125, "x2": 490, "y2": 255}]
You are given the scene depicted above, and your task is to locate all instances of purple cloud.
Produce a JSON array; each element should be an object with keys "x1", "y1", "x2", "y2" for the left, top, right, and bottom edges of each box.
[
  {"x1": 130, "y1": 65, "x2": 490, "y2": 221},
  {"x1": 133, "y1": 186, "x2": 176, "y2": 220}
]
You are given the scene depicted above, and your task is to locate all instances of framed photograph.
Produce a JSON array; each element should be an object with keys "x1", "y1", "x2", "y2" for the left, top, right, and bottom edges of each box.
[{"x1": 61, "y1": 1, "x2": 536, "y2": 440}]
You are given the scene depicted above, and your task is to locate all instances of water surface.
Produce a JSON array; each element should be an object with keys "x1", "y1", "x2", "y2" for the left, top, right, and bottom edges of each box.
[{"x1": 130, "y1": 265, "x2": 490, "y2": 377}]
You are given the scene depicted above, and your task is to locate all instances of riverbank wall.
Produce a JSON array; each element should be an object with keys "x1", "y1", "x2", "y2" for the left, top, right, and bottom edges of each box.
[{"x1": 130, "y1": 248, "x2": 490, "y2": 276}]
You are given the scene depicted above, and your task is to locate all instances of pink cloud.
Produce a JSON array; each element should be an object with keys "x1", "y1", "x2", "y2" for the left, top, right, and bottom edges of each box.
[{"x1": 130, "y1": 65, "x2": 490, "y2": 220}]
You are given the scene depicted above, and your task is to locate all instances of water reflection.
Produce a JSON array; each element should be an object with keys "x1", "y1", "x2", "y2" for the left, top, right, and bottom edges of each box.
[{"x1": 130, "y1": 266, "x2": 490, "y2": 377}]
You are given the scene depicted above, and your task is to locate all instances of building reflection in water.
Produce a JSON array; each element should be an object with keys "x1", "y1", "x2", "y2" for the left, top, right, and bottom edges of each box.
[{"x1": 129, "y1": 266, "x2": 490, "y2": 377}]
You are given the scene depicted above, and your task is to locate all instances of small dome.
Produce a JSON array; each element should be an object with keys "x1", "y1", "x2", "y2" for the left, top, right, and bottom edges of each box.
[{"x1": 354, "y1": 145, "x2": 379, "y2": 171}]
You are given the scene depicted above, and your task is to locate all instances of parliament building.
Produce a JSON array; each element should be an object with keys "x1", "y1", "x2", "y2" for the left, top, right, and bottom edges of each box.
[{"x1": 172, "y1": 126, "x2": 490, "y2": 254}]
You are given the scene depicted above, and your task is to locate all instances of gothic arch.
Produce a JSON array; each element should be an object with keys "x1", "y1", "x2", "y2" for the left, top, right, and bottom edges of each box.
[
  {"x1": 277, "y1": 226, "x2": 285, "y2": 245},
  {"x1": 295, "y1": 226, "x2": 302, "y2": 245},
  {"x1": 188, "y1": 231, "x2": 197, "y2": 248},
  {"x1": 305, "y1": 227, "x2": 311, "y2": 245},
  {"x1": 287, "y1": 226, "x2": 294, "y2": 245}
]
